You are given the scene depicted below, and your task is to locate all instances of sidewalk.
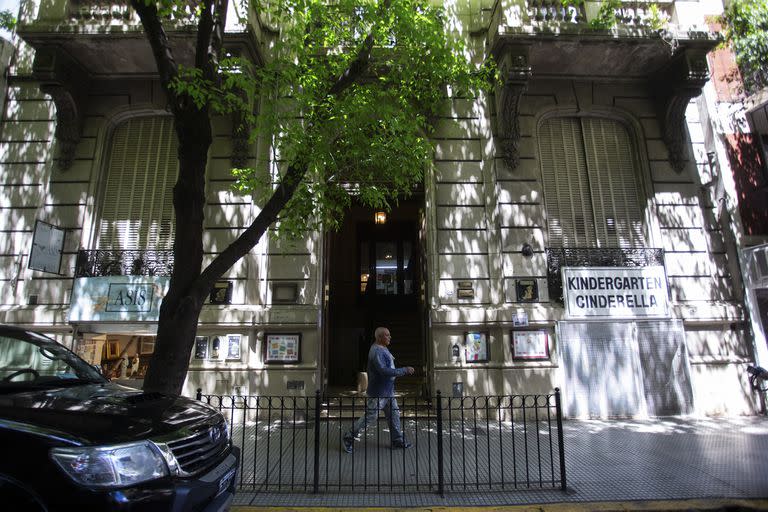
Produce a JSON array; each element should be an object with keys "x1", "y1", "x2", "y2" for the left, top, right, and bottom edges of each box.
[{"x1": 231, "y1": 416, "x2": 768, "y2": 509}]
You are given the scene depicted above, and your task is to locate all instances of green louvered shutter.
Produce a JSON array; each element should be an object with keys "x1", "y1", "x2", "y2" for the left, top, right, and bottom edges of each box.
[{"x1": 97, "y1": 117, "x2": 178, "y2": 250}]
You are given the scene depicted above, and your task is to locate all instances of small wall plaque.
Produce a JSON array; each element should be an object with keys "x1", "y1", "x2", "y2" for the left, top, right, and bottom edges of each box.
[
  {"x1": 452, "y1": 382, "x2": 464, "y2": 397},
  {"x1": 515, "y1": 279, "x2": 538, "y2": 302},
  {"x1": 210, "y1": 281, "x2": 233, "y2": 305},
  {"x1": 287, "y1": 380, "x2": 305, "y2": 390},
  {"x1": 272, "y1": 283, "x2": 298, "y2": 303},
  {"x1": 457, "y1": 289, "x2": 475, "y2": 298}
]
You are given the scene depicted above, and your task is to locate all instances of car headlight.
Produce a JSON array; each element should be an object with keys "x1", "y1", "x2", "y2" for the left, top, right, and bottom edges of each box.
[
  {"x1": 222, "y1": 419, "x2": 231, "y2": 442},
  {"x1": 50, "y1": 441, "x2": 169, "y2": 488}
]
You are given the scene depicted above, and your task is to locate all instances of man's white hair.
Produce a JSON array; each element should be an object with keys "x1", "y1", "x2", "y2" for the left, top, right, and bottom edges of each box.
[{"x1": 374, "y1": 326, "x2": 388, "y2": 340}]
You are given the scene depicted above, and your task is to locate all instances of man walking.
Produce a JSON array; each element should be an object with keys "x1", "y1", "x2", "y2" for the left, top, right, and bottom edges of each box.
[{"x1": 343, "y1": 327, "x2": 415, "y2": 453}]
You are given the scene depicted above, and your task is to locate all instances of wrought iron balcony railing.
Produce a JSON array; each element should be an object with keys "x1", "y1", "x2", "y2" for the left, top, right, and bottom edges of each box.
[
  {"x1": 75, "y1": 249, "x2": 175, "y2": 278},
  {"x1": 524, "y1": 0, "x2": 674, "y2": 28},
  {"x1": 546, "y1": 247, "x2": 665, "y2": 303},
  {"x1": 527, "y1": 0, "x2": 586, "y2": 24},
  {"x1": 67, "y1": 0, "x2": 197, "y2": 24}
]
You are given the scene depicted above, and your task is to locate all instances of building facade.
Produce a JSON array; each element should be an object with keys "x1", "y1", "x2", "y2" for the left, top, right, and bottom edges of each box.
[{"x1": 1, "y1": 0, "x2": 764, "y2": 417}]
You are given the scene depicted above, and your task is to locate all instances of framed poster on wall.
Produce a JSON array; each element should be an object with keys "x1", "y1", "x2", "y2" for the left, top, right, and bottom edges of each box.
[
  {"x1": 105, "y1": 341, "x2": 120, "y2": 359},
  {"x1": 139, "y1": 338, "x2": 155, "y2": 355},
  {"x1": 464, "y1": 331, "x2": 489, "y2": 363},
  {"x1": 194, "y1": 336, "x2": 209, "y2": 359},
  {"x1": 226, "y1": 334, "x2": 242, "y2": 360},
  {"x1": 264, "y1": 333, "x2": 301, "y2": 364},
  {"x1": 28, "y1": 220, "x2": 65, "y2": 274},
  {"x1": 511, "y1": 329, "x2": 550, "y2": 361}
]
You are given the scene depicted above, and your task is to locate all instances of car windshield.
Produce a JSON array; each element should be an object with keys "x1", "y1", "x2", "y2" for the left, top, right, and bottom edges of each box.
[{"x1": 0, "y1": 330, "x2": 106, "y2": 391}]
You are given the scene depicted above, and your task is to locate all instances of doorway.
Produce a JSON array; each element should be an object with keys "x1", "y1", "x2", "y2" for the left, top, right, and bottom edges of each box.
[{"x1": 324, "y1": 198, "x2": 427, "y2": 394}]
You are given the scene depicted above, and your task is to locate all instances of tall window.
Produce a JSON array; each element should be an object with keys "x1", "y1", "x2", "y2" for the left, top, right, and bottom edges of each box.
[
  {"x1": 97, "y1": 117, "x2": 179, "y2": 250},
  {"x1": 539, "y1": 117, "x2": 646, "y2": 248}
]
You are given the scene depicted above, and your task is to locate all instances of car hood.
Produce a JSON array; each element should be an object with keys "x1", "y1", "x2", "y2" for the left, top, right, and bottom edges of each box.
[{"x1": 0, "y1": 382, "x2": 222, "y2": 446}]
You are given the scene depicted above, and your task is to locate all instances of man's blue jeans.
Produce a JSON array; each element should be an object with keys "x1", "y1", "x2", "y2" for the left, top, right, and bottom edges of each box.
[{"x1": 347, "y1": 397, "x2": 404, "y2": 445}]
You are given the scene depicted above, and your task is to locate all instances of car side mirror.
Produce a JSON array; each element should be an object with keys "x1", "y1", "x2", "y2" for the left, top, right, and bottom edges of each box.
[{"x1": 93, "y1": 365, "x2": 110, "y2": 381}]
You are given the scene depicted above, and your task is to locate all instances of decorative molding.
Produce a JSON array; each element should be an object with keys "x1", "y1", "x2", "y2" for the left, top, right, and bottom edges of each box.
[
  {"x1": 653, "y1": 48, "x2": 711, "y2": 173},
  {"x1": 493, "y1": 48, "x2": 531, "y2": 171},
  {"x1": 32, "y1": 47, "x2": 89, "y2": 171}
]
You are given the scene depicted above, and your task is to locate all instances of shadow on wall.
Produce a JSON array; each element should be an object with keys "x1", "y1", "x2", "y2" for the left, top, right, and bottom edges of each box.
[{"x1": 725, "y1": 133, "x2": 768, "y2": 237}]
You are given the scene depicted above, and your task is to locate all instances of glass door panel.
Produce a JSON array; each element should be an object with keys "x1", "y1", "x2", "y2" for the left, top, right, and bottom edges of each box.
[{"x1": 375, "y1": 241, "x2": 398, "y2": 295}]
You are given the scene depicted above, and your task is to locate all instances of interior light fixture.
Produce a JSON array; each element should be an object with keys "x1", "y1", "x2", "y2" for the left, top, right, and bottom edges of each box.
[{"x1": 374, "y1": 211, "x2": 387, "y2": 224}]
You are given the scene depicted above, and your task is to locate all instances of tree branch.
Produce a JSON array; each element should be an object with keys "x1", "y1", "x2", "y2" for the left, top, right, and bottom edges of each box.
[
  {"x1": 195, "y1": 0, "x2": 228, "y2": 82},
  {"x1": 194, "y1": 163, "x2": 308, "y2": 296},
  {"x1": 196, "y1": 0, "x2": 214, "y2": 72},
  {"x1": 328, "y1": 0, "x2": 392, "y2": 96},
  {"x1": 130, "y1": 0, "x2": 179, "y2": 95}
]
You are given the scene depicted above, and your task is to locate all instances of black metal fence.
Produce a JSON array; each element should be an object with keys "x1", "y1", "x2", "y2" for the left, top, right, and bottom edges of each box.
[{"x1": 197, "y1": 389, "x2": 567, "y2": 495}]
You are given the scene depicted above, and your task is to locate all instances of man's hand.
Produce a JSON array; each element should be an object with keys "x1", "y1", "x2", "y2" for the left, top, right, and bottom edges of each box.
[{"x1": 405, "y1": 366, "x2": 415, "y2": 375}]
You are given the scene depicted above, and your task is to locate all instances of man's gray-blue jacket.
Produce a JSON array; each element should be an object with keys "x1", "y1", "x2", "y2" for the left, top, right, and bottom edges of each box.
[{"x1": 366, "y1": 343, "x2": 408, "y2": 397}]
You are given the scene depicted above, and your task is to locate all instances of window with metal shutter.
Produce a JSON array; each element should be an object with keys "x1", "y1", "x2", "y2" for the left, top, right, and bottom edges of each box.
[
  {"x1": 97, "y1": 116, "x2": 178, "y2": 250},
  {"x1": 539, "y1": 117, "x2": 645, "y2": 248}
]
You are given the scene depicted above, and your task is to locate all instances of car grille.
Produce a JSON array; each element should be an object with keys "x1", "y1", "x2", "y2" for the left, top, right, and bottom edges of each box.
[{"x1": 166, "y1": 420, "x2": 229, "y2": 475}]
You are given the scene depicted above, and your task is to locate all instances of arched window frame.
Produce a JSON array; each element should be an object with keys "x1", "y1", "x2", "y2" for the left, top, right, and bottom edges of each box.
[
  {"x1": 535, "y1": 108, "x2": 658, "y2": 250},
  {"x1": 87, "y1": 112, "x2": 180, "y2": 252}
]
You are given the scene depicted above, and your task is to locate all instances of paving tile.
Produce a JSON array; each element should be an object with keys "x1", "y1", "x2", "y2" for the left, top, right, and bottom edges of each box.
[{"x1": 232, "y1": 416, "x2": 768, "y2": 507}]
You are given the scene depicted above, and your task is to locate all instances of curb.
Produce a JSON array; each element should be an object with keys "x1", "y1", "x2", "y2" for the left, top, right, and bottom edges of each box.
[{"x1": 231, "y1": 498, "x2": 768, "y2": 512}]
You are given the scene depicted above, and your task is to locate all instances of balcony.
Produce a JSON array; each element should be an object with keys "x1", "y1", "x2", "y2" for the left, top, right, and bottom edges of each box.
[
  {"x1": 16, "y1": 0, "x2": 265, "y2": 76},
  {"x1": 487, "y1": 0, "x2": 716, "y2": 78},
  {"x1": 487, "y1": 0, "x2": 719, "y2": 173}
]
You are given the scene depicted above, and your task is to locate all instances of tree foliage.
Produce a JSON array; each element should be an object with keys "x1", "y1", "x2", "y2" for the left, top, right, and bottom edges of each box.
[
  {"x1": 130, "y1": 0, "x2": 489, "y2": 394},
  {"x1": 221, "y1": 0, "x2": 490, "y2": 236},
  {"x1": 0, "y1": 9, "x2": 16, "y2": 31},
  {"x1": 722, "y1": 0, "x2": 768, "y2": 92}
]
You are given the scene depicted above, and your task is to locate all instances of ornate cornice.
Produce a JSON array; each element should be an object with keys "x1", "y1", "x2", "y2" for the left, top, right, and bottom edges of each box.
[
  {"x1": 493, "y1": 48, "x2": 532, "y2": 171},
  {"x1": 32, "y1": 47, "x2": 89, "y2": 171},
  {"x1": 652, "y1": 47, "x2": 711, "y2": 173}
]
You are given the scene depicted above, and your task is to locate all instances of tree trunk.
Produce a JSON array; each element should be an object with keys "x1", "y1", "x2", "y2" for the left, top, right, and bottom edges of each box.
[
  {"x1": 143, "y1": 109, "x2": 211, "y2": 395},
  {"x1": 144, "y1": 299, "x2": 204, "y2": 395}
]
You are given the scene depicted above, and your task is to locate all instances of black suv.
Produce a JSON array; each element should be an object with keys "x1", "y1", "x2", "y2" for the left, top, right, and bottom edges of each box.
[{"x1": 0, "y1": 325, "x2": 239, "y2": 511}]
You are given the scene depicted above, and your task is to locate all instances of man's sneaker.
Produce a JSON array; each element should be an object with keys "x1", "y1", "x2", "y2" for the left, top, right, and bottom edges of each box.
[
  {"x1": 392, "y1": 440, "x2": 412, "y2": 449},
  {"x1": 342, "y1": 434, "x2": 354, "y2": 454}
]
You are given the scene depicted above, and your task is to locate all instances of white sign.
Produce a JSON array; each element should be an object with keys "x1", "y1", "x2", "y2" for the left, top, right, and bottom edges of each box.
[
  {"x1": 513, "y1": 311, "x2": 529, "y2": 327},
  {"x1": 562, "y1": 266, "x2": 669, "y2": 319},
  {"x1": 29, "y1": 221, "x2": 65, "y2": 274},
  {"x1": 69, "y1": 276, "x2": 170, "y2": 322}
]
